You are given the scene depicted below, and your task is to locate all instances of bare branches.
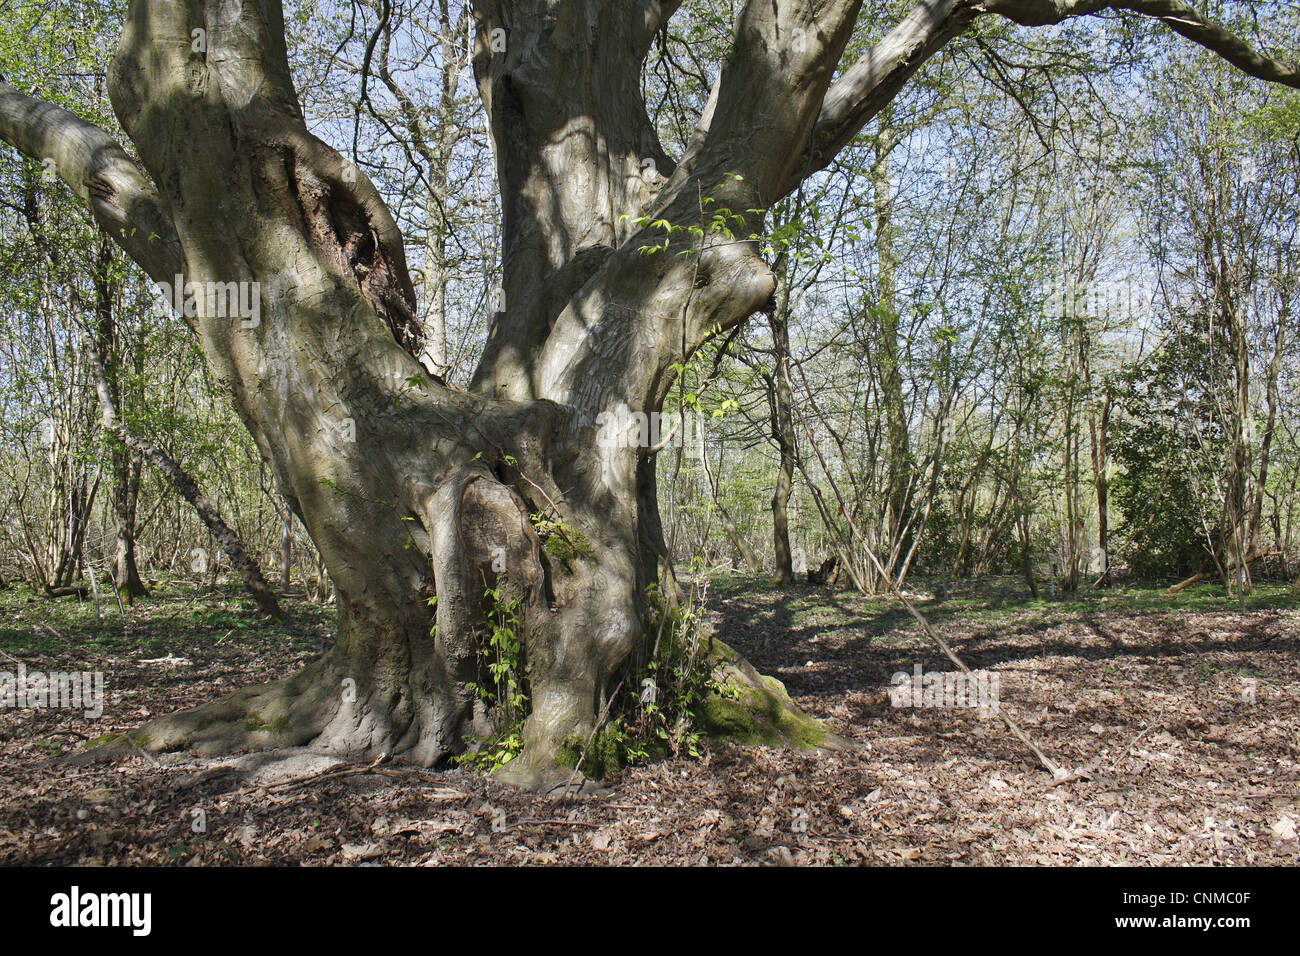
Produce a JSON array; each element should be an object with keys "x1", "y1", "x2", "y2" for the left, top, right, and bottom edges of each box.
[
  {"x1": 1112, "y1": 0, "x2": 1300, "y2": 88},
  {"x1": 782, "y1": 0, "x2": 1298, "y2": 199}
]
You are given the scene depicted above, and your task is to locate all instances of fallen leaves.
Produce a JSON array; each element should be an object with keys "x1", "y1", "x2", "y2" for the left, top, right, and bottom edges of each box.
[{"x1": 2, "y1": 583, "x2": 1299, "y2": 865}]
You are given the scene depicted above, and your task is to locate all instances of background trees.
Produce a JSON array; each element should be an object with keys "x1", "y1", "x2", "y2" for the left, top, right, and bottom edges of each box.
[{"x1": 2, "y1": 1, "x2": 1296, "y2": 604}]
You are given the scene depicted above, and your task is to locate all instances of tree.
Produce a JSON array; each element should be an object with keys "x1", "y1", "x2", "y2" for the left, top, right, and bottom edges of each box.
[{"x1": 0, "y1": 0, "x2": 1296, "y2": 786}]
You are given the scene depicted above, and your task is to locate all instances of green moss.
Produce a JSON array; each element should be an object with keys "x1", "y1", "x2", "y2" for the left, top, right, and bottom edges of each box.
[
  {"x1": 555, "y1": 736, "x2": 584, "y2": 769},
  {"x1": 696, "y1": 696, "x2": 759, "y2": 741},
  {"x1": 695, "y1": 688, "x2": 826, "y2": 749},
  {"x1": 542, "y1": 524, "x2": 594, "y2": 565},
  {"x1": 695, "y1": 640, "x2": 833, "y2": 750},
  {"x1": 244, "y1": 713, "x2": 290, "y2": 734},
  {"x1": 553, "y1": 725, "x2": 668, "y2": 781},
  {"x1": 542, "y1": 611, "x2": 840, "y2": 782},
  {"x1": 543, "y1": 534, "x2": 575, "y2": 562},
  {"x1": 82, "y1": 730, "x2": 161, "y2": 753}
]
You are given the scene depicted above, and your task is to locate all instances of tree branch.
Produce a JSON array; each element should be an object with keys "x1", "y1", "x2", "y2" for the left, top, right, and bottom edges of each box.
[
  {"x1": 987, "y1": 0, "x2": 1300, "y2": 87},
  {"x1": 798, "y1": 0, "x2": 980, "y2": 192},
  {"x1": 0, "y1": 80, "x2": 182, "y2": 283},
  {"x1": 788, "y1": 0, "x2": 1297, "y2": 197}
]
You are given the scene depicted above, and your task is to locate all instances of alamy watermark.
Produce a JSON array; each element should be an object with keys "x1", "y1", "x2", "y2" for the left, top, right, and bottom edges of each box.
[
  {"x1": 149, "y1": 275, "x2": 260, "y2": 327},
  {"x1": 1041, "y1": 276, "x2": 1279, "y2": 323},
  {"x1": 595, "y1": 409, "x2": 707, "y2": 458},
  {"x1": 1042, "y1": 279, "x2": 1158, "y2": 322},
  {"x1": 0, "y1": 662, "x2": 104, "y2": 718},
  {"x1": 889, "y1": 664, "x2": 999, "y2": 715},
  {"x1": 49, "y1": 886, "x2": 150, "y2": 936}
]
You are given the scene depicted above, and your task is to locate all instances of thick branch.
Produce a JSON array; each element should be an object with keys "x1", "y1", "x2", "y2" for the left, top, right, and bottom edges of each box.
[
  {"x1": 0, "y1": 81, "x2": 181, "y2": 282},
  {"x1": 1109, "y1": 0, "x2": 1300, "y2": 87},
  {"x1": 798, "y1": 0, "x2": 980, "y2": 190},
  {"x1": 467, "y1": 0, "x2": 685, "y2": 397},
  {"x1": 792, "y1": 0, "x2": 1298, "y2": 196},
  {"x1": 986, "y1": 0, "x2": 1300, "y2": 86}
]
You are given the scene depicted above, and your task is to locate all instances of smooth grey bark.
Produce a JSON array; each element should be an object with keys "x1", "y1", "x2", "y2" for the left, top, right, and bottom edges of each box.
[{"x1": 0, "y1": 0, "x2": 1295, "y2": 783}]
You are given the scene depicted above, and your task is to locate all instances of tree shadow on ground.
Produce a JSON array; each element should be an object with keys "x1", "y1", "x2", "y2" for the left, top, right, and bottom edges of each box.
[{"x1": 710, "y1": 578, "x2": 1300, "y2": 706}]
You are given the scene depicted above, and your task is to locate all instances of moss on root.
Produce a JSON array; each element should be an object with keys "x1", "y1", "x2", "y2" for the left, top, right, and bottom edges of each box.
[
  {"x1": 244, "y1": 712, "x2": 291, "y2": 734},
  {"x1": 696, "y1": 639, "x2": 844, "y2": 750},
  {"x1": 555, "y1": 733, "x2": 620, "y2": 781},
  {"x1": 552, "y1": 637, "x2": 850, "y2": 781},
  {"x1": 80, "y1": 731, "x2": 162, "y2": 756}
]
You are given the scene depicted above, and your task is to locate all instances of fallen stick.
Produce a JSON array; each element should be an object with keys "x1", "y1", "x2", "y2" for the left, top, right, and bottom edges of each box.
[
  {"x1": 1165, "y1": 552, "x2": 1279, "y2": 593},
  {"x1": 263, "y1": 753, "x2": 391, "y2": 791},
  {"x1": 785, "y1": 368, "x2": 1068, "y2": 778}
]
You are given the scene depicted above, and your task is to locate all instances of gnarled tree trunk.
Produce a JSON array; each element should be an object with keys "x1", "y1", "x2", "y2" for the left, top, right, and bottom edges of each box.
[{"x1": 1, "y1": 0, "x2": 1295, "y2": 787}]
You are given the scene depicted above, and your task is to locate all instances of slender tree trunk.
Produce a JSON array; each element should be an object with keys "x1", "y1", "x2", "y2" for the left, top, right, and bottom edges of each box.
[
  {"x1": 89, "y1": 239, "x2": 150, "y2": 601},
  {"x1": 1225, "y1": 291, "x2": 1253, "y2": 593},
  {"x1": 870, "y1": 121, "x2": 911, "y2": 569},
  {"x1": 701, "y1": 440, "x2": 762, "y2": 572},
  {"x1": 85, "y1": 330, "x2": 281, "y2": 618},
  {"x1": 1080, "y1": 305, "x2": 1110, "y2": 585},
  {"x1": 767, "y1": 298, "x2": 798, "y2": 585},
  {"x1": 1061, "y1": 346, "x2": 1081, "y2": 593},
  {"x1": 109, "y1": 447, "x2": 147, "y2": 600},
  {"x1": 280, "y1": 508, "x2": 293, "y2": 590},
  {"x1": 1247, "y1": 284, "x2": 1286, "y2": 557}
]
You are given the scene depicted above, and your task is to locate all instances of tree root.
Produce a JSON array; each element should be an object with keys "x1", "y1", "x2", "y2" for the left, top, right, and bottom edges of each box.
[
  {"x1": 87, "y1": 650, "x2": 464, "y2": 766},
  {"x1": 86, "y1": 638, "x2": 849, "y2": 786},
  {"x1": 697, "y1": 638, "x2": 856, "y2": 751}
]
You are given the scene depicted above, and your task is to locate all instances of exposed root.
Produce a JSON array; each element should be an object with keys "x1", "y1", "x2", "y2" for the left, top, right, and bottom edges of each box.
[
  {"x1": 88, "y1": 655, "x2": 340, "y2": 758},
  {"x1": 492, "y1": 760, "x2": 611, "y2": 800},
  {"x1": 87, "y1": 648, "x2": 465, "y2": 767}
]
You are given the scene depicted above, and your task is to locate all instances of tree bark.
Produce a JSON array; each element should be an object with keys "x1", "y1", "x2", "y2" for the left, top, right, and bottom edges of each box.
[
  {"x1": 89, "y1": 238, "x2": 149, "y2": 602},
  {"x1": 870, "y1": 120, "x2": 912, "y2": 571},
  {"x1": 766, "y1": 269, "x2": 799, "y2": 585},
  {"x1": 2, "y1": 0, "x2": 1295, "y2": 783},
  {"x1": 280, "y1": 508, "x2": 293, "y2": 591}
]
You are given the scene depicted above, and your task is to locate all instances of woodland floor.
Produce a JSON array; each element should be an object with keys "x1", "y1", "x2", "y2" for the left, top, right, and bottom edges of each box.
[{"x1": 1, "y1": 575, "x2": 1298, "y2": 866}]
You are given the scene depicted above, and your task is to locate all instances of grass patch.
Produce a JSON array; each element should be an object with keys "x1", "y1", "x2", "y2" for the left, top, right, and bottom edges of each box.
[{"x1": 0, "y1": 584, "x2": 331, "y2": 661}]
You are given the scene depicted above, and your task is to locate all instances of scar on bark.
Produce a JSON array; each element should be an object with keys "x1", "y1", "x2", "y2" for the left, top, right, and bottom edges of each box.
[{"x1": 255, "y1": 125, "x2": 424, "y2": 360}]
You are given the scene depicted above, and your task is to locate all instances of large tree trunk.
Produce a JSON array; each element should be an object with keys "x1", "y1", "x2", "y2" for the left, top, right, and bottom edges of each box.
[
  {"x1": 4, "y1": 0, "x2": 1295, "y2": 785},
  {"x1": 69, "y1": 0, "x2": 801, "y2": 782}
]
